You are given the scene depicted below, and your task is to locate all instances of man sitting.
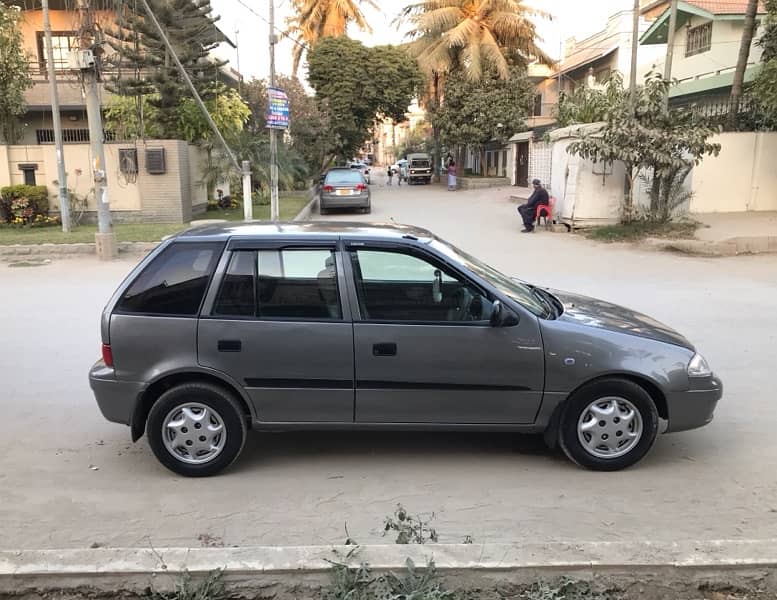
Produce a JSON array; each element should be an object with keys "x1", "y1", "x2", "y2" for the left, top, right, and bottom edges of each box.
[{"x1": 517, "y1": 178, "x2": 549, "y2": 233}]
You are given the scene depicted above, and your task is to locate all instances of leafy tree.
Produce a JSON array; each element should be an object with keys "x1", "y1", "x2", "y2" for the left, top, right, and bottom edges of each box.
[
  {"x1": 286, "y1": 0, "x2": 377, "y2": 76},
  {"x1": 0, "y1": 2, "x2": 32, "y2": 143},
  {"x1": 567, "y1": 72, "x2": 721, "y2": 223},
  {"x1": 307, "y1": 37, "x2": 422, "y2": 163},
  {"x1": 105, "y1": 0, "x2": 227, "y2": 139},
  {"x1": 555, "y1": 73, "x2": 628, "y2": 127},
  {"x1": 753, "y1": 0, "x2": 777, "y2": 125},
  {"x1": 399, "y1": 0, "x2": 552, "y2": 81},
  {"x1": 433, "y1": 66, "x2": 532, "y2": 169},
  {"x1": 398, "y1": 123, "x2": 433, "y2": 158},
  {"x1": 176, "y1": 85, "x2": 250, "y2": 144},
  {"x1": 104, "y1": 95, "x2": 164, "y2": 140}
]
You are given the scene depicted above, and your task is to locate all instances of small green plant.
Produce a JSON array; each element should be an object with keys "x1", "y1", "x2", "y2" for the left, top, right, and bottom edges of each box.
[
  {"x1": 0, "y1": 185, "x2": 49, "y2": 225},
  {"x1": 520, "y1": 578, "x2": 621, "y2": 600},
  {"x1": 383, "y1": 504, "x2": 438, "y2": 545},
  {"x1": 149, "y1": 569, "x2": 227, "y2": 600}
]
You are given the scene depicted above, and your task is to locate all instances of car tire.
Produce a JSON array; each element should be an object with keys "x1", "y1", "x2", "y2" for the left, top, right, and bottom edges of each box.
[
  {"x1": 362, "y1": 206, "x2": 371, "y2": 214},
  {"x1": 319, "y1": 206, "x2": 329, "y2": 215},
  {"x1": 558, "y1": 378, "x2": 658, "y2": 471},
  {"x1": 147, "y1": 382, "x2": 248, "y2": 477}
]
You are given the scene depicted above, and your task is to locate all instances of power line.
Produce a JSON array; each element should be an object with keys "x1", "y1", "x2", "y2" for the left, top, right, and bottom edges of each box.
[{"x1": 234, "y1": 0, "x2": 309, "y2": 52}]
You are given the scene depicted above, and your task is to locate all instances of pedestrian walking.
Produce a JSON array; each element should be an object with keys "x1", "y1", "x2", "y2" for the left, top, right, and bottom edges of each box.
[
  {"x1": 387, "y1": 166, "x2": 393, "y2": 186},
  {"x1": 447, "y1": 160, "x2": 457, "y2": 191}
]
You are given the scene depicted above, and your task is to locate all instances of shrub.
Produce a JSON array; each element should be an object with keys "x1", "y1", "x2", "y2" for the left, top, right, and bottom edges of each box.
[{"x1": 0, "y1": 185, "x2": 49, "y2": 224}]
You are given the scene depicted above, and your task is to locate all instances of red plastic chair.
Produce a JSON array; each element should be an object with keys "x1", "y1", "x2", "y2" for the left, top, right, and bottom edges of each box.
[{"x1": 535, "y1": 196, "x2": 556, "y2": 229}]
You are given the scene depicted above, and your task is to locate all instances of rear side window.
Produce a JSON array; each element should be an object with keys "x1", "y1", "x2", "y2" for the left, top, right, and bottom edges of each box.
[
  {"x1": 212, "y1": 249, "x2": 342, "y2": 320},
  {"x1": 117, "y1": 242, "x2": 221, "y2": 316}
]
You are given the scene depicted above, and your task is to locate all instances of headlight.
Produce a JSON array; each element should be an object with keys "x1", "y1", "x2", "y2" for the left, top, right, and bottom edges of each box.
[{"x1": 688, "y1": 353, "x2": 712, "y2": 377}]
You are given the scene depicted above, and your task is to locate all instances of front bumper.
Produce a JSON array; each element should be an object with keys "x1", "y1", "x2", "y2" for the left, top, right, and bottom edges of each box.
[
  {"x1": 89, "y1": 360, "x2": 145, "y2": 426},
  {"x1": 665, "y1": 375, "x2": 723, "y2": 433}
]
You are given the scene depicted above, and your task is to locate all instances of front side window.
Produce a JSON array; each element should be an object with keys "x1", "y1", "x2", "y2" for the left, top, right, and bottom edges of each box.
[
  {"x1": 118, "y1": 242, "x2": 221, "y2": 316},
  {"x1": 351, "y1": 249, "x2": 493, "y2": 323},
  {"x1": 212, "y1": 249, "x2": 342, "y2": 320}
]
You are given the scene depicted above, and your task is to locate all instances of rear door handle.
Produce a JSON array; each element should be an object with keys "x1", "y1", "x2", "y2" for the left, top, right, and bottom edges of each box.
[
  {"x1": 218, "y1": 339, "x2": 242, "y2": 352},
  {"x1": 373, "y1": 343, "x2": 397, "y2": 357}
]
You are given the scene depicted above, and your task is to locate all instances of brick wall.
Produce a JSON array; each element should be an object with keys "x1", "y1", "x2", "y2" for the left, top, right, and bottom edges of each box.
[{"x1": 137, "y1": 140, "x2": 192, "y2": 223}]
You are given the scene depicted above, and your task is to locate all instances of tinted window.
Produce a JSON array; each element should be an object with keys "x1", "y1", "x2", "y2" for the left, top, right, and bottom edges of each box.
[
  {"x1": 213, "y1": 251, "x2": 255, "y2": 316},
  {"x1": 326, "y1": 170, "x2": 362, "y2": 184},
  {"x1": 258, "y1": 249, "x2": 342, "y2": 320},
  {"x1": 351, "y1": 249, "x2": 493, "y2": 323},
  {"x1": 118, "y1": 242, "x2": 221, "y2": 316}
]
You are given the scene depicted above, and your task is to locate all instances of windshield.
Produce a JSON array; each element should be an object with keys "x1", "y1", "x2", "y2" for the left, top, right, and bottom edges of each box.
[
  {"x1": 411, "y1": 160, "x2": 430, "y2": 168},
  {"x1": 429, "y1": 238, "x2": 550, "y2": 317}
]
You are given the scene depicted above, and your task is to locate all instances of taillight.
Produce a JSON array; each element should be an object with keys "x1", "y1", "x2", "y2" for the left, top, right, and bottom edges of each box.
[
  {"x1": 102, "y1": 343, "x2": 114, "y2": 367},
  {"x1": 323, "y1": 185, "x2": 334, "y2": 193},
  {"x1": 356, "y1": 184, "x2": 367, "y2": 191}
]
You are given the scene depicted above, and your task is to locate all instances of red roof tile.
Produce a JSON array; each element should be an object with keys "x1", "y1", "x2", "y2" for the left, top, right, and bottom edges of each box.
[{"x1": 685, "y1": 0, "x2": 765, "y2": 14}]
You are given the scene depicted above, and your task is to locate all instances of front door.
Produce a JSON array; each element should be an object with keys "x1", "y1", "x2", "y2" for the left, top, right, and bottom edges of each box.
[
  {"x1": 516, "y1": 142, "x2": 529, "y2": 187},
  {"x1": 345, "y1": 245, "x2": 544, "y2": 424},
  {"x1": 198, "y1": 245, "x2": 355, "y2": 423}
]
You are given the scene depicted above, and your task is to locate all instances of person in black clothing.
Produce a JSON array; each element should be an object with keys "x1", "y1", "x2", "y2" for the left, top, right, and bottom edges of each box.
[{"x1": 517, "y1": 178, "x2": 549, "y2": 233}]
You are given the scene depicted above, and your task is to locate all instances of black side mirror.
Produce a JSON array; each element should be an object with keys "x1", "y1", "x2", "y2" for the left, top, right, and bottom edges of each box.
[{"x1": 490, "y1": 300, "x2": 519, "y2": 327}]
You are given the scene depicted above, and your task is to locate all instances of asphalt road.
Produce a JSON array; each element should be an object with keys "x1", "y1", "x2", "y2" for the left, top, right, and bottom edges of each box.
[{"x1": 2, "y1": 179, "x2": 776, "y2": 551}]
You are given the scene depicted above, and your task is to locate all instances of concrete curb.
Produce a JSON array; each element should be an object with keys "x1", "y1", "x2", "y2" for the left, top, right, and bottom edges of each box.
[
  {"x1": 293, "y1": 186, "x2": 319, "y2": 222},
  {"x1": 0, "y1": 241, "x2": 158, "y2": 260},
  {"x1": 644, "y1": 236, "x2": 777, "y2": 257},
  {"x1": 2, "y1": 540, "x2": 777, "y2": 596}
]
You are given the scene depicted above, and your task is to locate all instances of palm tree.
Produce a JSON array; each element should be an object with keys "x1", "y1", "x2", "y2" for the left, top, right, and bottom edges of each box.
[
  {"x1": 287, "y1": 0, "x2": 378, "y2": 75},
  {"x1": 400, "y1": 0, "x2": 552, "y2": 81}
]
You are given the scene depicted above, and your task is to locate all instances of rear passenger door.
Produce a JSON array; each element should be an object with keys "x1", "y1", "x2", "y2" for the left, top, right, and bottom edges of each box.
[{"x1": 198, "y1": 241, "x2": 355, "y2": 423}]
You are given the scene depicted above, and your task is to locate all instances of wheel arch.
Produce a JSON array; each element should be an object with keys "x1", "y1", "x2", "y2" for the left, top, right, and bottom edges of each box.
[
  {"x1": 543, "y1": 372, "x2": 668, "y2": 448},
  {"x1": 131, "y1": 370, "x2": 253, "y2": 442}
]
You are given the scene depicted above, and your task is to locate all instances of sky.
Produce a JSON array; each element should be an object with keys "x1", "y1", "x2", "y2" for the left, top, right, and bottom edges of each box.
[{"x1": 209, "y1": 0, "x2": 632, "y2": 82}]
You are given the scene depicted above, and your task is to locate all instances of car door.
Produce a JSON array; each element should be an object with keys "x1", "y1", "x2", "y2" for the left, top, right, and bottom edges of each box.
[
  {"x1": 344, "y1": 243, "x2": 544, "y2": 424},
  {"x1": 198, "y1": 240, "x2": 355, "y2": 423}
]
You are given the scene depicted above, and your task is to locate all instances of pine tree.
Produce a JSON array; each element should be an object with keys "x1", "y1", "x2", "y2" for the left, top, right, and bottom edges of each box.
[{"x1": 105, "y1": 0, "x2": 227, "y2": 138}]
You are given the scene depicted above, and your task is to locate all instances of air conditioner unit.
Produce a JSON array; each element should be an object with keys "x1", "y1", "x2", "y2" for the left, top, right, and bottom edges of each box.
[{"x1": 68, "y1": 49, "x2": 95, "y2": 70}]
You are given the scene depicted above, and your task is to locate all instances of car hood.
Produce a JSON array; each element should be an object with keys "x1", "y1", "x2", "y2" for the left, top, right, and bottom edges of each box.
[{"x1": 548, "y1": 289, "x2": 694, "y2": 350}]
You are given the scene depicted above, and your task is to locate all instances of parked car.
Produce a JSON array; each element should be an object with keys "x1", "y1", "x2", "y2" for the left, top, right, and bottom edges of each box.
[
  {"x1": 391, "y1": 159, "x2": 409, "y2": 183},
  {"x1": 349, "y1": 161, "x2": 371, "y2": 184},
  {"x1": 90, "y1": 222, "x2": 721, "y2": 477},
  {"x1": 407, "y1": 153, "x2": 432, "y2": 184},
  {"x1": 319, "y1": 167, "x2": 371, "y2": 215}
]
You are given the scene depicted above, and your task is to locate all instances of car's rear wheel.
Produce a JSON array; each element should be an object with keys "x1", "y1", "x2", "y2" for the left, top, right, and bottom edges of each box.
[
  {"x1": 319, "y1": 206, "x2": 329, "y2": 215},
  {"x1": 147, "y1": 383, "x2": 247, "y2": 477},
  {"x1": 558, "y1": 378, "x2": 658, "y2": 471}
]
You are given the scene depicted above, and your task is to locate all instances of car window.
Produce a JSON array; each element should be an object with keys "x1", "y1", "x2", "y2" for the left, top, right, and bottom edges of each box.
[
  {"x1": 410, "y1": 159, "x2": 430, "y2": 168},
  {"x1": 351, "y1": 249, "x2": 493, "y2": 323},
  {"x1": 118, "y1": 242, "x2": 221, "y2": 316},
  {"x1": 213, "y1": 249, "x2": 342, "y2": 320},
  {"x1": 326, "y1": 170, "x2": 362, "y2": 184}
]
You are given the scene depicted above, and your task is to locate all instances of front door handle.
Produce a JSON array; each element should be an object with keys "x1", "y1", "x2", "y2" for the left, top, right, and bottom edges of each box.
[
  {"x1": 218, "y1": 339, "x2": 242, "y2": 352},
  {"x1": 373, "y1": 342, "x2": 397, "y2": 357}
]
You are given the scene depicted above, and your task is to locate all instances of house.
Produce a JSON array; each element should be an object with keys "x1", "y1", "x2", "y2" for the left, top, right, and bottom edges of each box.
[
  {"x1": 1, "y1": 0, "x2": 237, "y2": 224},
  {"x1": 373, "y1": 99, "x2": 428, "y2": 166},
  {"x1": 640, "y1": 0, "x2": 767, "y2": 107}
]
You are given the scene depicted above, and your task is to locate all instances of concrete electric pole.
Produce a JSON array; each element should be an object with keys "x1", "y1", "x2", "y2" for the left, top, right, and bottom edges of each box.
[
  {"x1": 629, "y1": 0, "x2": 641, "y2": 105},
  {"x1": 663, "y1": 0, "x2": 679, "y2": 108},
  {"x1": 78, "y1": 0, "x2": 116, "y2": 259},
  {"x1": 42, "y1": 0, "x2": 71, "y2": 233},
  {"x1": 269, "y1": 0, "x2": 280, "y2": 222}
]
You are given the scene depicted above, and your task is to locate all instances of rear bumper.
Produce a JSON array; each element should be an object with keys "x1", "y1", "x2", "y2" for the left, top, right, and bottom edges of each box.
[
  {"x1": 320, "y1": 193, "x2": 370, "y2": 209},
  {"x1": 665, "y1": 375, "x2": 723, "y2": 433},
  {"x1": 89, "y1": 360, "x2": 145, "y2": 426}
]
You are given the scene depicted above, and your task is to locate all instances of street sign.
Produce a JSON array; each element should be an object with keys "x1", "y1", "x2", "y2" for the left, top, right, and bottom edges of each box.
[{"x1": 266, "y1": 87, "x2": 290, "y2": 130}]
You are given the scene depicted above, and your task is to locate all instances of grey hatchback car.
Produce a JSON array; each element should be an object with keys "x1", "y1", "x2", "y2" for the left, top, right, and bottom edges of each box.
[{"x1": 90, "y1": 222, "x2": 722, "y2": 476}]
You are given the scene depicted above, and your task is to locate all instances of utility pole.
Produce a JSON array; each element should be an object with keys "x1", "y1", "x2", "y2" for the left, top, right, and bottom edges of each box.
[
  {"x1": 42, "y1": 0, "x2": 71, "y2": 233},
  {"x1": 235, "y1": 26, "x2": 242, "y2": 96},
  {"x1": 629, "y1": 0, "x2": 641, "y2": 105},
  {"x1": 269, "y1": 0, "x2": 280, "y2": 221},
  {"x1": 78, "y1": 0, "x2": 116, "y2": 259},
  {"x1": 663, "y1": 0, "x2": 679, "y2": 108}
]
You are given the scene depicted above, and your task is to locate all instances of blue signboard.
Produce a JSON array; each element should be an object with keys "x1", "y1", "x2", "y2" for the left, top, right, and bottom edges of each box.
[{"x1": 266, "y1": 87, "x2": 290, "y2": 130}]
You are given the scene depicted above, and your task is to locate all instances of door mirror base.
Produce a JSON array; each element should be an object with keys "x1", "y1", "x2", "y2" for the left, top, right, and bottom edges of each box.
[{"x1": 490, "y1": 300, "x2": 519, "y2": 327}]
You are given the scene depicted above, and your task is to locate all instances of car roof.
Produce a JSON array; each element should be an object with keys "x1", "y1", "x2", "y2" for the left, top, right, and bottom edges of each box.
[{"x1": 174, "y1": 221, "x2": 435, "y2": 243}]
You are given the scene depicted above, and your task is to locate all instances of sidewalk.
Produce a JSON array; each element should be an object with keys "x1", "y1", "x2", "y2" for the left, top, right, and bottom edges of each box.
[{"x1": 647, "y1": 211, "x2": 777, "y2": 256}]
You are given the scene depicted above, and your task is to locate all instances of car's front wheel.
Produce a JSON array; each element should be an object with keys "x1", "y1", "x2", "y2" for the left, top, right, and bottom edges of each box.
[
  {"x1": 558, "y1": 378, "x2": 658, "y2": 471},
  {"x1": 147, "y1": 383, "x2": 247, "y2": 477}
]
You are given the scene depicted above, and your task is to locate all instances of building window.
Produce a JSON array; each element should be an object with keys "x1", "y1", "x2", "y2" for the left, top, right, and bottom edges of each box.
[
  {"x1": 686, "y1": 22, "x2": 712, "y2": 57},
  {"x1": 19, "y1": 164, "x2": 37, "y2": 186},
  {"x1": 533, "y1": 93, "x2": 542, "y2": 116},
  {"x1": 36, "y1": 31, "x2": 79, "y2": 72}
]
